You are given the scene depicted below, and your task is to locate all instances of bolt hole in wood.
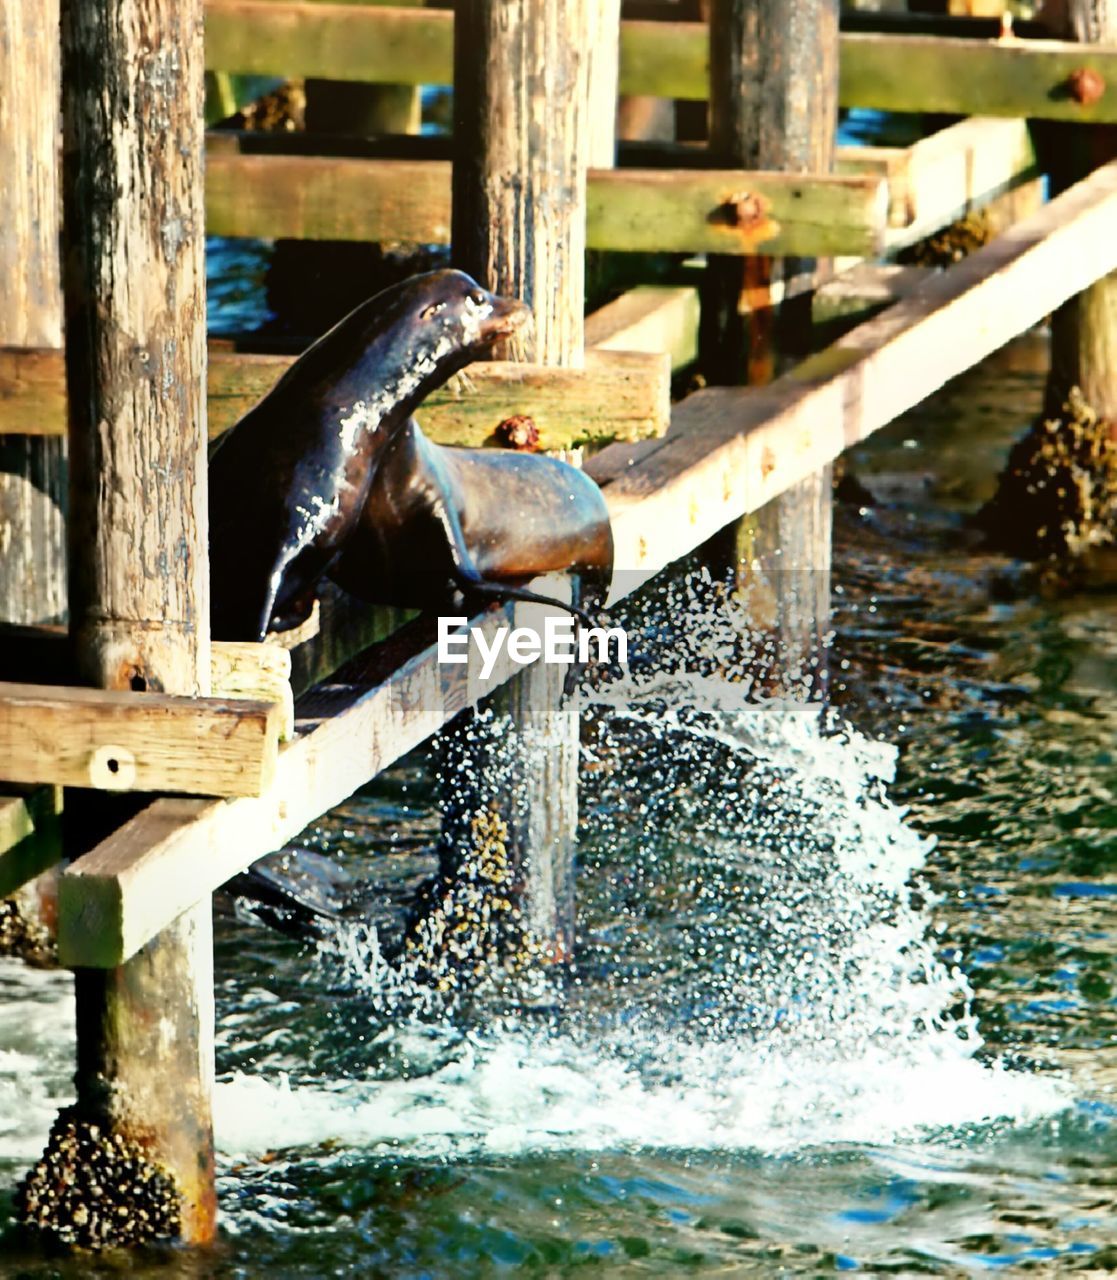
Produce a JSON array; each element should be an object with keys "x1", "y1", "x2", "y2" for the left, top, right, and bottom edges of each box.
[{"x1": 87, "y1": 745, "x2": 137, "y2": 791}]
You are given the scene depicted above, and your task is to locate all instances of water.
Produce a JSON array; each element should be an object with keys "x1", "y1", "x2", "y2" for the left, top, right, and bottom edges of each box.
[{"x1": 7, "y1": 309, "x2": 1117, "y2": 1271}]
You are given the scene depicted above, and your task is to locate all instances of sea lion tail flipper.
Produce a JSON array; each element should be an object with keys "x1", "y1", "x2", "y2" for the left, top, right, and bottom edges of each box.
[
  {"x1": 452, "y1": 571, "x2": 597, "y2": 632},
  {"x1": 451, "y1": 573, "x2": 596, "y2": 699}
]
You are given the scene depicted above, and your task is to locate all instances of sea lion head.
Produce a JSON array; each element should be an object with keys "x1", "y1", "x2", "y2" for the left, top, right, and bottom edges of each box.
[{"x1": 407, "y1": 268, "x2": 531, "y2": 363}]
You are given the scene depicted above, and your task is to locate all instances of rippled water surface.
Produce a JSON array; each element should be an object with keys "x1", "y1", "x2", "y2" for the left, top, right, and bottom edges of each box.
[{"x1": 5, "y1": 312, "x2": 1117, "y2": 1275}]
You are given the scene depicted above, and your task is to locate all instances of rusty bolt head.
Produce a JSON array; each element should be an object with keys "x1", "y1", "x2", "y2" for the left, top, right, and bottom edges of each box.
[
  {"x1": 723, "y1": 191, "x2": 766, "y2": 230},
  {"x1": 1067, "y1": 67, "x2": 1105, "y2": 105},
  {"x1": 494, "y1": 414, "x2": 540, "y2": 451}
]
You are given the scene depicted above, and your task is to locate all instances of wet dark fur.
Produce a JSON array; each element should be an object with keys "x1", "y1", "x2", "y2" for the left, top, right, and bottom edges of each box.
[
  {"x1": 209, "y1": 269, "x2": 530, "y2": 641},
  {"x1": 210, "y1": 269, "x2": 614, "y2": 643},
  {"x1": 327, "y1": 415, "x2": 613, "y2": 622}
]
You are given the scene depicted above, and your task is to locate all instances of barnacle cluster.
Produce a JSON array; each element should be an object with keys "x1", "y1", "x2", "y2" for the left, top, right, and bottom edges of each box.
[
  {"x1": 401, "y1": 807, "x2": 546, "y2": 993},
  {"x1": 0, "y1": 896, "x2": 55, "y2": 968},
  {"x1": 898, "y1": 209, "x2": 996, "y2": 268},
  {"x1": 977, "y1": 387, "x2": 1117, "y2": 561},
  {"x1": 16, "y1": 1109, "x2": 180, "y2": 1250}
]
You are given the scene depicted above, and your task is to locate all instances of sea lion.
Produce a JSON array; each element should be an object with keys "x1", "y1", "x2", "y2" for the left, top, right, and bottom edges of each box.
[
  {"x1": 326, "y1": 414, "x2": 614, "y2": 621},
  {"x1": 209, "y1": 269, "x2": 532, "y2": 641}
]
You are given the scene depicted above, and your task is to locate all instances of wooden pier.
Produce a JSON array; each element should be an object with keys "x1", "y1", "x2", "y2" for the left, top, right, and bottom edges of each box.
[{"x1": 1, "y1": 0, "x2": 1116, "y2": 1251}]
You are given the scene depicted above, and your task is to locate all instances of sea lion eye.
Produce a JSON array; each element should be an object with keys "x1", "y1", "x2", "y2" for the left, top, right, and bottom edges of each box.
[{"x1": 421, "y1": 301, "x2": 446, "y2": 320}]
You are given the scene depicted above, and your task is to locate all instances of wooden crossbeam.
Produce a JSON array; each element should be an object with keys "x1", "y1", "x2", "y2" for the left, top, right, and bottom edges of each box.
[
  {"x1": 0, "y1": 626, "x2": 295, "y2": 735},
  {"x1": 589, "y1": 161, "x2": 1117, "y2": 597},
  {"x1": 0, "y1": 346, "x2": 670, "y2": 448},
  {"x1": 584, "y1": 285, "x2": 700, "y2": 371},
  {"x1": 837, "y1": 116, "x2": 1039, "y2": 243},
  {"x1": 204, "y1": 122, "x2": 1030, "y2": 254},
  {"x1": 0, "y1": 682, "x2": 282, "y2": 797},
  {"x1": 203, "y1": 4, "x2": 1117, "y2": 122},
  {"x1": 204, "y1": 154, "x2": 887, "y2": 258},
  {"x1": 840, "y1": 33, "x2": 1117, "y2": 122}
]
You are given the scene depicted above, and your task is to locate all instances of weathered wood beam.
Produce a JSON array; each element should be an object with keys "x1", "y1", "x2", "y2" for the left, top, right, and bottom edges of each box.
[
  {"x1": 57, "y1": 607, "x2": 529, "y2": 968},
  {"x1": 0, "y1": 683, "x2": 281, "y2": 797},
  {"x1": 202, "y1": 5, "x2": 1117, "y2": 123},
  {"x1": 0, "y1": 625, "x2": 293, "y2": 731},
  {"x1": 585, "y1": 285, "x2": 700, "y2": 371},
  {"x1": 205, "y1": 1, "x2": 454, "y2": 85},
  {"x1": 204, "y1": 154, "x2": 887, "y2": 258},
  {"x1": 840, "y1": 33, "x2": 1117, "y2": 122},
  {"x1": 836, "y1": 116, "x2": 1039, "y2": 242},
  {"x1": 205, "y1": 126, "x2": 1032, "y2": 243},
  {"x1": 590, "y1": 161, "x2": 1117, "y2": 598},
  {"x1": 210, "y1": 642, "x2": 294, "y2": 742},
  {"x1": 0, "y1": 347, "x2": 669, "y2": 449}
]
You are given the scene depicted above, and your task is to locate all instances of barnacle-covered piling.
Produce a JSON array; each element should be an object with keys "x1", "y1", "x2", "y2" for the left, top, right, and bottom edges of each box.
[
  {"x1": 977, "y1": 388, "x2": 1117, "y2": 563},
  {"x1": 16, "y1": 1110, "x2": 180, "y2": 1250}
]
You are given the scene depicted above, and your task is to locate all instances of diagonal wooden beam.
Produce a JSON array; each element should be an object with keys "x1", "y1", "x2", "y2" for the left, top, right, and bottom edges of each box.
[{"x1": 590, "y1": 160, "x2": 1117, "y2": 597}]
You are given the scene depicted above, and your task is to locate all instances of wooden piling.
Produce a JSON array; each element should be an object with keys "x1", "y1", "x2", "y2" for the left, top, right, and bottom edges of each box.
[
  {"x1": 53, "y1": 0, "x2": 215, "y2": 1245},
  {"x1": 0, "y1": 0, "x2": 66, "y2": 959},
  {"x1": 1043, "y1": 1, "x2": 1117, "y2": 422},
  {"x1": 701, "y1": 0, "x2": 839, "y2": 697},
  {"x1": 448, "y1": 0, "x2": 606, "y2": 961},
  {"x1": 0, "y1": 0, "x2": 66, "y2": 630}
]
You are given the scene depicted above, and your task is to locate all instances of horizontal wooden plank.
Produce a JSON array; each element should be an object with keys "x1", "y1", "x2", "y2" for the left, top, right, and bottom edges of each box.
[
  {"x1": 584, "y1": 285, "x2": 700, "y2": 371},
  {"x1": 835, "y1": 116, "x2": 1039, "y2": 239},
  {"x1": 585, "y1": 169, "x2": 887, "y2": 258},
  {"x1": 0, "y1": 787, "x2": 63, "y2": 901},
  {"x1": 206, "y1": 1, "x2": 454, "y2": 84},
  {"x1": 0, "y1": 346, "x2": 670, "y2": 448},
  {"x1": 57, "y1": 600, "x2": 553, "y2": 967},
  {"x1": 202, "y1": 6, "x2": 1117, "y2": 122},
  {"x1": 205, "y1": 153, "x2": 887, "y2": 258},
  {"x1": 590, "y1": 160, "x2": 1117, "y2": 598},
  {"x1": 840, "y1": 32, "x2": 1117, "y2": 122},
  {"x1": 0, "y1": 682, "x2": 281, "y2": 798}
]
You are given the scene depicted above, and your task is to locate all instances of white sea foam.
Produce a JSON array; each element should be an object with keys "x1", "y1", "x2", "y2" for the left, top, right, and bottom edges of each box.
[
  {"x1": 212, "y1": 1024, "x2": 1066, "y2": 1163},
  {"x1": 0, "y1": 683, "x2": 1073, "y2": 1195}
]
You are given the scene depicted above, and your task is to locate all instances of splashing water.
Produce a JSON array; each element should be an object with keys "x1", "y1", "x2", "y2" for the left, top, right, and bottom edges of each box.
[{"x1": 207, "y1": 572, "x2": 1066, "y2": 1177}]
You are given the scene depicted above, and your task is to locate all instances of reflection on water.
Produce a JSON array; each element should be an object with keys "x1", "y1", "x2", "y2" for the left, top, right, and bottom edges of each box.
[{"x1": 6, "y1": 329, "x2": 1117, "y2": 1274}]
